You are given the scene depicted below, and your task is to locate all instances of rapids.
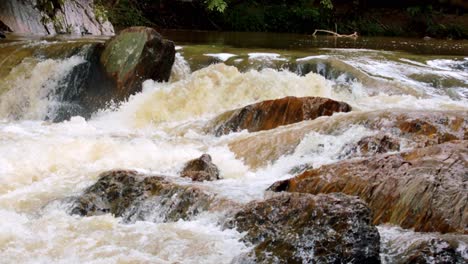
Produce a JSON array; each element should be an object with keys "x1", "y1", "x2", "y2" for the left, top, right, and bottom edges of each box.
[{"x1": 0, "y1": 32, "x2": 467, "y2": 263}]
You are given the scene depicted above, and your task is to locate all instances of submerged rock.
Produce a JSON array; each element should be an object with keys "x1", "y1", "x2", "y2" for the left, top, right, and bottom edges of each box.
[
  {"x1": 70, "y1": 170, "x2": 232, "y2": 223},
  {"x1": 226, "y1": 192, "x2": 381, "y2": 264},
  {"x1": 339, "y1": 133, "x2": 400, "y2": 159},
  {"x1": 180, "y1": 154, "x2": 220, "y2": 181},
  {"x1": 403, "y1": 238, "x2": 466, "y2": 264},
  {"x1": 269, "y1": 140, "x2": 468, "y2": 233},
  {"x1": 100, "y1": 27, "x2": 175, "y2": 100},
  {"x1": 211, "y1": 96, "x2": 351, "y2": 136},
  {"x1": 380, "y1": 226, "x2": 468, "y2": 264}
]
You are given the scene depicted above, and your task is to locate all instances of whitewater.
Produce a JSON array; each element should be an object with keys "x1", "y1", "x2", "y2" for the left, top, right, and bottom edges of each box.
[{"x1": 0, "y1": 38, "x2": 467, "y2": 263}]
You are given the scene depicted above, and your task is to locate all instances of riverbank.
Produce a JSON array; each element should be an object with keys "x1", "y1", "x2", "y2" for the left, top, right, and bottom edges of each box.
[{"x1": 100, "y1": 0, "x2": 468, "y2": 39}]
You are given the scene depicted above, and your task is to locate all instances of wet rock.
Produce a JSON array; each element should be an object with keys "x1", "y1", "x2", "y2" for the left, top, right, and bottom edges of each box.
[
  {"x1": 379, "y1": 226, "x2": 468, "y2": 264},
  {"x1": 226, "y1": 192, "x2": 381, "y2": 264},
  {"x1": 228, "y1": 110, "x2": 467, "y2": 168},
  {"x1": 70, "y1": 170, "x2": 232, "y2": 223},
  {"x1": 211, "y1": 96, "x2": 351, "y2": 136},
  {"x1": 269, "y1": 140, "x2": 468, "y2": 233},
  {"x1": 339, "y1": 133, "x2": 400, "y2": 159},
  {"x1": 403, "y1": 238, "x2": 466, "y2": 264},
  {"x1": 0, "y1": 0, "x2": 114, "y2": 35},
  {"x1": 100, "y1": 27, "x2": 175, "y2": 100},
  {"x1": 180, "y1": 154, "x2": 220, "y2": 182}
]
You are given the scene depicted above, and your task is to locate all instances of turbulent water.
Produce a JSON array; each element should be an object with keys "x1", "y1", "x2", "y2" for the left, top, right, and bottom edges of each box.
[{"x1": 0, "y1": 34, "x2": 467, "y2": 263}]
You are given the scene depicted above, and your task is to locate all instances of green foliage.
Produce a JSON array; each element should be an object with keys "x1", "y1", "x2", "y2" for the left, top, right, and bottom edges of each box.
[
  {"x1": 94, "y1": 3, "x2": 109, "y2": 23},
  {"x1": 204, "y1": 0, "x2": 228, "y2": 12},
  {"x1": 218, "y1": 0, "x2": 333, "y2": 33},
  {"x1": 99, "y1": 0, "x2": 152, "y2": 27},
  {"x1": 320, "y1": 0, "x2": 333, "y2": 9}
]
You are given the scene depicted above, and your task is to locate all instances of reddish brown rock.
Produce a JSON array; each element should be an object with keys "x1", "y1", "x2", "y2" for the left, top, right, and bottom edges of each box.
[
  {"x1": 269, "y1": 141, "x2": 468, "y2": 234},
  {"x1": 212, "y1": 96, "x2": 351, "y2": 136},
  {"x1": 180, "y1": 154, "x2": 220, "y2": 181},
  {"x1": 226, "y1": 192, "x2": 381, "y2": 264}
]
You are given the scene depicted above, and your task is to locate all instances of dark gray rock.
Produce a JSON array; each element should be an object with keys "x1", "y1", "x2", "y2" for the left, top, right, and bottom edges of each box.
[
  {"x1": 225, "y1": 192, "x2": 381, "y2": 264},
  {"x1": 180, "y1": 154, "x2": 220, "y2": 182},
  {"x1": 70, "y1": 170, "x2": 232, "y2": 223}
]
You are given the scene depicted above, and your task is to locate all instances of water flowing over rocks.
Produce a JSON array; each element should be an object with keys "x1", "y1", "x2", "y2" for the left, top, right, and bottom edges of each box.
[
  {"x1": 225, "y1": 192, "x2": 381, "y2": 264},
  {"x1": 228, "y1": 110, "x2": 467, "y2": 168},
  {"x1": 180, "y1": 154, "x2": 221, "y2": 182},
  {"x1": 211, "y1": 96, "x2": 351, "y2": 136},
  {"x1": 99, "y1": 27, "x2": 175, "y2": 101},
  {"x1": 70, "y1": 170, "x2": 233, "y2": 223},
  {"x1": 269, "y1": 140, "x2": 468, "y2": 234},
  {"x1": 70, "y1": 171, "x2": 383, "y2": 263},
  {"x1": 0, "y1": 0, "x2": 114, "y2": 35}
]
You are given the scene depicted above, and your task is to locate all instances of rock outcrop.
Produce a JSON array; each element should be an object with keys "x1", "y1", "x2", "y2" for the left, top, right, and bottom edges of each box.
[
  {"x1": 269, "y1": 141, "x2": 468, "y2": 233},
  {"x1": 70, "y1": 170, "x2": 233, "y2": 223},
  {"x1": 226, "y1": 192, "x2": 381, "y2": 264},
  {"x1": 211, "y1": 96, "x2": 351, "y2": 136},
  {"x1": 0, "y1": 0, "x2": 114, "y2": 35},
  {"x1": 99, "y1": 27, "x2": 175, "y2": 100},
  {"x1": 180, "y1": 154, "x2": 220, "y2": 181},
  {"x1": 228, "y1": 110, "x2": 467, "y2": 168}
]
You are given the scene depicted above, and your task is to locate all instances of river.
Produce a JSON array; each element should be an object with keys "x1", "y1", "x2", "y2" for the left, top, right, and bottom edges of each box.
[{"x1": 0, "y1": 31, "x2": 467, "y2": 263}]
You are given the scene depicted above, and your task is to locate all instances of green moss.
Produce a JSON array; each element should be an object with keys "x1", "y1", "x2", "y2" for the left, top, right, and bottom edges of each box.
[{"x1": 101, "y1": 32, "x2": 147, "y2": 79}]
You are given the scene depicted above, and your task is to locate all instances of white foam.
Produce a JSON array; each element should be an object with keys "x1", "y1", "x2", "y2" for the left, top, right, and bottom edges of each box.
[
  {"x1": 248, "y1": 52, "x2": 287, "y2": 61},
  {"x1": 204, "y1": 53, "x2": 236, "y2": 62}
]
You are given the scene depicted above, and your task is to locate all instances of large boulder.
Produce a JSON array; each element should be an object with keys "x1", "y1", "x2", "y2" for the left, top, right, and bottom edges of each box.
[
  {"x1": 70, "y1": 170, "x2": 233, "y2": 223},
  {"x1": 180, "y1": 154, "x2": 220, "y2": 182},
  {"x1": 269, "y1": 141, "x2": 468, "y2": 233},
  {"x1": 228, "y1": 110, "x2": 467, "y2": 168},
  {"x1": 100, "y1": 27, "x2": 175, "y2": 100},
  {"x1": 225, "y1": 192, "x2": 381, "y2": 264},
  {"x1": 211, "y1": 96, "x2": 351, "y2": 136},
  {"x1": 52, "y1": 27, "x2": 176, "y2": 121}
]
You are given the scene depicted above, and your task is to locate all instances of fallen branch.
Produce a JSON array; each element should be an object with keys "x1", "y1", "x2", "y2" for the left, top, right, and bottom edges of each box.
[{"x1": 312, "y1": 29, "x2": 358, "y2": 38}]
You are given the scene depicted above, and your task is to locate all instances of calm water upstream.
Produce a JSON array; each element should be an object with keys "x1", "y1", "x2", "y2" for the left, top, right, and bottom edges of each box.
[{"x1": 0, "y1": 31, "x2": 467, "y2": 263}]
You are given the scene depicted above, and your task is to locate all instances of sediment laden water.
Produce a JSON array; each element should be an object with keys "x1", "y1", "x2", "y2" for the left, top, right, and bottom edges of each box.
[{"x1": 0, "y1": 37, "x2": 467, "y2": 263}]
